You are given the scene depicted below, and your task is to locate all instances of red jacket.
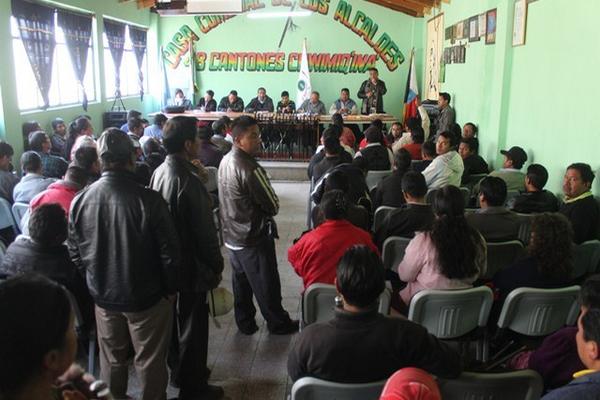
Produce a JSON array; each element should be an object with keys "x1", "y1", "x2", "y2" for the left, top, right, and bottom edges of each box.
[
  {"x1": 288, "y1": 219, "x2": 379, "y2": 290},
  {"x1": 402, "y1": 143, "x2": 422, "y2": 160},
  {"x1": 30, "y1": 181, "x2": 79, "y2": 216}
]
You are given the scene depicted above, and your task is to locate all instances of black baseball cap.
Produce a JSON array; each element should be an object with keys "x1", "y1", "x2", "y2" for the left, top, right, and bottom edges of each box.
[
  {"x1": 97, "y1": 129, "x2": 134, "y2": 163},
  {"x1": 500, "y1": 146, "x2": 528, "y2": 168}
]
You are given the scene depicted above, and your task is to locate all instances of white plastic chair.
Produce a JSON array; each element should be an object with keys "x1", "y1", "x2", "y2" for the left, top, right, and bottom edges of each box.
[
  {"x1": 0, "y1": 198, "x2": 18, "y2": 235},
  {"x1": 11, "y1": 202, "x2": 29, "y2": 232},
  {"x1": 497, "y1": 286, "x2": 581, "y2": 336},
  {"x1": 372, "y1": 206, "x2": 397, "y2": 232},
  {"x1": 365, "y1": 170, "x2": 392, "y2": 192},
  {"x1": 291, "y1": 376, "x2": 386, "y2": 400},
  {"x1": 381, "y1": 236, "x2": 411, "y2": 271},
  {"x1": 438, "y1": 370, "x2": 543, "y2": 400},
  {"x1": 408, "y1": 286, "x2": 494, "y2": 361},
  {"x1": 302, "y1": 283, "x2": 391, "y2": 327},
  {"x1": 204, "y1": 166, "x2": 218, "y2": 193},
  {"x1": 573, "y1": 240, "x2": 600, "y2": 279},
  {"x1": 483, "y1": 240, "x2": 526, "y2": 280}
]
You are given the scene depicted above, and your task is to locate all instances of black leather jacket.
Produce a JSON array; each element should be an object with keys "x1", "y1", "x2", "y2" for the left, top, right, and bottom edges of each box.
[
  {"x1": 68, "y1": 170, "x2": 181, "y2": 312},
  {"x1": 218, "y1": 147, "x2": 279, "y2": 247},
  {"x1": 150, "y1": 154, "x2": 223, "y2": 292}
]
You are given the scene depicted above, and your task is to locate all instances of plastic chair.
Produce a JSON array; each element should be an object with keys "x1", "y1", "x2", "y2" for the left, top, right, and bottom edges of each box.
[
  {"x1": 425, "y1": 188, "x2": 438, "y2": 204},
  {"x1": 291, "y1": 377, "x2": 386, "y2": 400},
  {"x1": 372, "y1": 206, "x2": 397, "y2": 232},
  {"x1": 497, "y1": 286, "x2": 581, "y2": 337},
  {"x1": 302, "y1": 283, "x2": 391, "y2": 327},
  {"x1": 381, "y1": 236, "x2": 411, "y2": 271},
  {"x1": 483, "y1": 241, "x2": 526, "y2": 280},
  {"x1": 0, "y1": 241, "x2": 7, "y2": 264},
  {"x1": 0, "y1": 198, "x2": 18, "y2": 236},
  {"x1": 204, "y1": 166, "x2": 218, "y2": 193},
  {"x1": 573, "y1": 240, "x2": 600, "y2": 279},
  {"x1": 306, "y1": 176, "x2": 315, "y2": 229},
  {"x1": 505, "y1": 190, "x2": 520, "y2": 206},
  {"x1": 11, "y1": 202, "x2": 28, "y2": 232},
  {"x1": 459, "y1": 186, "x2": 471, "y2": 207},
  {"x1": 516, "y1": 213, "x2": 534, "y2": 244},
  {"x1": 365, "y1": 170, "x2": 392, "y2": 192},
  {"x1": 408, "y1": 286, "x2": 493, "y2": 361},
  {"x1": 438, "y1": 370, "x2": 543, "y2": 400},
  {"x1": 65, "y1": 290, "x2": 97, "y2": 376}
]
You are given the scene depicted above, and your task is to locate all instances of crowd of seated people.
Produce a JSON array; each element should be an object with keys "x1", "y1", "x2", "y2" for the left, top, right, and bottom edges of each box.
[{"x1": 1, "y1": 96, "x2": 600, "y2": 400}]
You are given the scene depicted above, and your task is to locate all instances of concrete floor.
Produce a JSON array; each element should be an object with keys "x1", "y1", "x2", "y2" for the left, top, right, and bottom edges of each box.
[{"x1": 124, "y1": 181, "x2": 309, "y2": 400}]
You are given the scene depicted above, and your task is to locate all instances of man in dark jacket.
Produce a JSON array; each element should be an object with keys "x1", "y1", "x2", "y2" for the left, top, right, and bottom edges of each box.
[
  {"x1": 197, "y1": 126, "x2": 223, "y2": 168},
  {"x1": 354, "y1": 127, "x2": 393, "y2": 171},
  {"x1": 467, "y1": 176, "x2": 523, "y2": 242},
  {"x1": 510, "y1": 163, "x2": 560, "y2": 214},
  {"x1": 0, "y1": 203, "x2": 93, "y2": 331},
  {"x1": 68, "y1": 128, "x2": 181, "y2": 400},
  {"x1": 357, "y1": 67, "x2": 387, "y2": 114},
  {"x1": 560, "y1": 163, "x2": 600, "y2": 244},
  {"x1": 217, "y1": 90, "x2": 244, "y2": 112},
  {"x1": 312, "y1": 135, "x2": 349, "y2": 183},
  {"x1": 151, "y1": 116, "x2": 224, "y2": 400},
  {"x1": 288, "y1": 245, "x2": 461, "y2": 383},
  {"x1": 372, "y1": 148, "x2": 412, "y2": 209},
  {"x1": 459, "y1": 137, "x2": 488, "y2": 184},
  {"x1": 218, "y1": 116, "x2": 297, "y2": 335},
  {"x1": 245, "y1": 87, "x2": 274, "y2": 112},
  {"x1": 374, "y1": 171, "x2": 434, "y2": 249}
]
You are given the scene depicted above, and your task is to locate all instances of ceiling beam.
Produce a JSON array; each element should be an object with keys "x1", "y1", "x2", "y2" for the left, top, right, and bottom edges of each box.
[{"x1": 365, "y1": 0, "x2": 422, "y2": 17}]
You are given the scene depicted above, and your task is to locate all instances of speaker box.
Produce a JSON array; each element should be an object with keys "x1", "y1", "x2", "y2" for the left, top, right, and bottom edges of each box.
[{"x1": 103, "y1": 111, "x2": 127, "y2": 130}]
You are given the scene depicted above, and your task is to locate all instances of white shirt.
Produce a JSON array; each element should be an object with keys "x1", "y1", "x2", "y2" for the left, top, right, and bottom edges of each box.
[{"x1": 422, "y1": 151, "x2": 464, "y2": 189}]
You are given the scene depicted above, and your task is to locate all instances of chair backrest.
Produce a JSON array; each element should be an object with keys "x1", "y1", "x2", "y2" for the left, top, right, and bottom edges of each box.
[
  {"x1": 381, "y1": 236, "x2": 412, "y2": 271},
  {"x1": 291, "y1": 377, "x2": 386, "y2": 400},
  {"x1": 459, "y1": 186, "x2": 471, "y2": 207},
  {"x1": 516, "y1": 213, "x2": 534, "y2": 244},
  {"x1": 497, "y1": 286, "x2": 581, "y2": 336},
  {"x1": 302, "y1": 283, "x2": 391, "y2": 326},
  {"x1": 573, "y1": 240, "x2": 600, "y2": 279},
  {"x1": 11, "y1": 202, "x2": 29, "y2": 232},
  {"x1": 204, "y1": 166, "x2": 218, "y2": 193},
  {"x1": 0, "y1": 197, "x2": 18, "y2": 234},
  {"x1": 483, "y1": 240, "x2": 526, "y2": 280},
  {"x1": 505, "y1": 190, "x2": 520, "y2": 206},
  {"x1": 365, "y1": 170, "x2": 392, "y2": 191},
  {"x1": 307, "y1": 176, "x2": 315, "y2": 229},
  {"x1": 465, "y1": 173, "x2": 488, "y2": 188},
  {"x1": 408, "y1": 286, "x2": 494, "y2": 339},
  {"x1": 0, "y1": 241, "x2": 7, "y2": 264},
  {"x1": 425, "y1": 188, "x2": 438, "y2": 204},
  {"x1": 438, "y1": 370, "x2": 543, "y2": 400},
  {"x1": 372, "y1": 206, "x2": 398, "y2": 232}
]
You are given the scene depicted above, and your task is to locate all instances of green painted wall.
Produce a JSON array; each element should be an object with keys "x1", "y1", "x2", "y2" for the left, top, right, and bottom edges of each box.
[
  {"x1": 157, "y1": 0, "x2": 424, "y2": 119},
  {"x1": 0, "y1": 0, "x2": 159, "y2": 157},
  {"x1": 437, "y1": 0, "x2": 600, "y2": 195}
]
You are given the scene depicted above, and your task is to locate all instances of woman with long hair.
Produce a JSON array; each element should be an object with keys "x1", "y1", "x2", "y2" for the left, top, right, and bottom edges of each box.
[
  {"x1": 493, "y1": 213, "x2": 574, "y2": 301},
  {"x1": 331, "y1": 113, "x2": 356, "y2": 150},
  {"x1": 64, "y1": 117, "x2": 94, "y2": 161},
  {"x1": 397, "y1": 185, "x2": 486, "y2": 306}
]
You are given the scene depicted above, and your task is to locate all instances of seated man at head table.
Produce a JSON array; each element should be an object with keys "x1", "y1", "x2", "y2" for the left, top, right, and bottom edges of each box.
[
  {"x1": 329, "y1": 88, "x2": 358, "y2": 115},
  {"x1": 297, "y1": 91, "x2": 326, "y2": 115},
  {"x1": 196, "y1": 89, "x2": 217, "y2": 112},
  {"x1": 245, "y1": 87, "x2": 274, "y2": 113},
  {"x1": 276, "y1": 91, "x2": 296, "y2": 113},
  {"x1": 218, "y1": 90, "x2": 245, "y2": 112}
]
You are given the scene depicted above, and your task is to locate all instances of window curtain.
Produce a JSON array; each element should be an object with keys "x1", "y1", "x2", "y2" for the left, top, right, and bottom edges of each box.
[
  {"x1": 11, "y1": 0, "x2": 56, "y2": 109},
  {"x1": 128, "y1": 26, "x2": 147, "y2": 101},
  {"x1": 57, "y1": 10, "x2": 92, "y2": 111},
  {"x1": 103, "y1": 19, "x2": 126, "y2": 98}
]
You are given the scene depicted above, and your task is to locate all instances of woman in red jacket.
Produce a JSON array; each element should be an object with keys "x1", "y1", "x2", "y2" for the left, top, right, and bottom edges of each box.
[{"x1": 288, "y1": 189, "x2": 379, "y2": 290}]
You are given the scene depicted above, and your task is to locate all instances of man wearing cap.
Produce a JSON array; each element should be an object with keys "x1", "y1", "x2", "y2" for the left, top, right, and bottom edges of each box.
[
  {"x1": 218, "y1": 116, "x2": 298, "y2": 335},
  {"x1": 151, "y1": 116, "x2": 224, "y2": 400},
  {"x1": 68, "y1": 128, "x2": 181, "y2": 400},
  {"x1": 488, "y1": 146, "x2": 528, "y2": 192}
]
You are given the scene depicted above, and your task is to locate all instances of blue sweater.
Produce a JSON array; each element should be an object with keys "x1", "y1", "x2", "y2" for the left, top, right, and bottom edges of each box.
[{"x1": 542, "y1": 370, "x2": 600, "y2": 400}]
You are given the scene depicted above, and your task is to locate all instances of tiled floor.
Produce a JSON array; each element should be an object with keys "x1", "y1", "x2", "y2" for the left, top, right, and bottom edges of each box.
[{"x1": 124, "y1": 181, "x2": 309, "y2": 400}]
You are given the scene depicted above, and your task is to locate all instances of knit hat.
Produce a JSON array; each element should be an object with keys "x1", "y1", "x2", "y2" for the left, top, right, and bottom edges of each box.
[{"x1": 379, "y1": 368, "x2": 441, "y2": 400}]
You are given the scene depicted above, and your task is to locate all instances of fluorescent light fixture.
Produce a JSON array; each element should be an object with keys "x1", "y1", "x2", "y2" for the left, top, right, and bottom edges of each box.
[{"x1": 247, "y1": 10, "x2": 312, "y2": 19}]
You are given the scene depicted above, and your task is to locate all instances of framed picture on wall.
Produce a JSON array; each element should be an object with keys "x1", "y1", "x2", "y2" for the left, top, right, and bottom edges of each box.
[
  {"x1": 456, "y1": 20, "x2": 464, "y2": 39},
  {"x1": 486, "y1": 8, "x2": 497, "y2": 44},
  {"x1": 469, "y1": 16, "x2": 480, "y2": 42},
  {"x1": 445, "y1": 26, "x2": 453, "y2": 40},
  {"x1": 463, "y1": 19, "x2": 470, "y2": 40},
  {"x1": 512, "y1": 0, "x2": 528, "y2": 46},
  {"x1": 478, "y1": 13, "x2": 487, "y2": 37}
]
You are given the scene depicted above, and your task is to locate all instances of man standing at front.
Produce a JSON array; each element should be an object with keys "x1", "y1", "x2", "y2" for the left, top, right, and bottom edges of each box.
[
  {"x1": 218, "y1": 116, "x2": 298, "y2": 335},
  {"x1": 357, "y1": 67, "x2": 387, "y2": 114},
  {"x1": 68, "y1": 129, "x2": 180, "y2": 400},
  {"x1": 436, "y1": 92, "x2": 456, "y2": 137},
  {"x1": 151, "y1": 116, "x2": 225, "y2": 400}
]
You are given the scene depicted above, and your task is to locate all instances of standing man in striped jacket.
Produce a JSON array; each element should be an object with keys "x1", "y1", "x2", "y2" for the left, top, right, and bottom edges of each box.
[{"x1": 218, "y1": 116, "x2": 298, "y2": 335}]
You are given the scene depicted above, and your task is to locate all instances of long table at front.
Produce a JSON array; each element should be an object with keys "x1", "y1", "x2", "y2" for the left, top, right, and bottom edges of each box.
[{"x1": 155, "y1": 111, "x2": 398, "y2": 161}]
